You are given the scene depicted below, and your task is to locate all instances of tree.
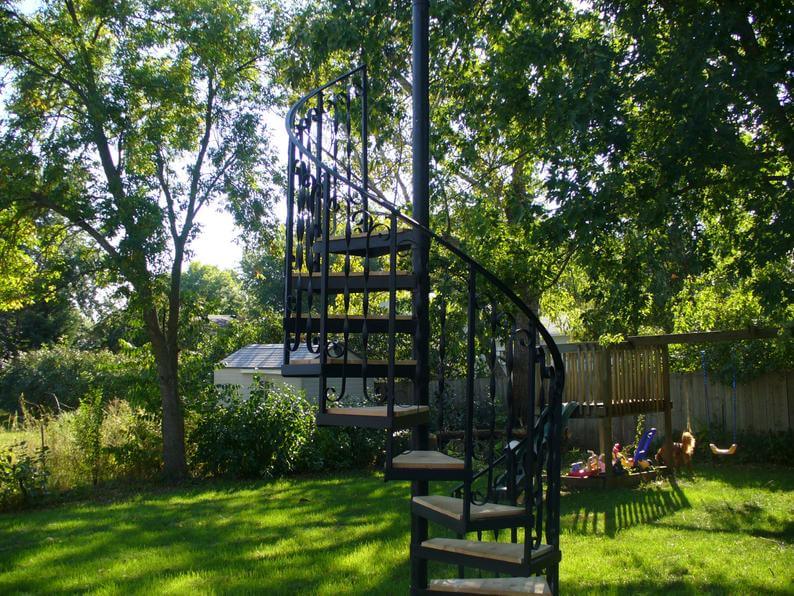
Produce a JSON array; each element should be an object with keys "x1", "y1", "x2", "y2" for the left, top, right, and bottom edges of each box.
[
  {"x1": 239, "y1": 230, "x2": 285, "y2": 313},
  {"x1": 0, "y1": 0, "x2": 278, "y2": 479},
  {"x1": 0, "y1": 206, "x2": 62, "y2": 313},
  {"x1": 278, "y1": 0, "x2": 791, "y2": 343},
  {"x1": 181, "y1": 262, "x2": 246, "y2": 319},
  {"x1": 0, "y1": 212, "x2": 105, "y2": 361}
]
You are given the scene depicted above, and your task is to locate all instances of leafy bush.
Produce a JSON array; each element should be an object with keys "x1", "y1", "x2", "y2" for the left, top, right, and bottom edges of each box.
[
  {"x1": 44, "y1": 399, "x2": 162, "y2": 490},
  {"x1": 72, "y1": 390, "x2": 104, "y2": 485},
  {"x1": 0, "y1": 343, "x2": 159, "y2": 413},
  {"x1": 188, "y1": 381, "x2": 388, "y2": 479},
  {"x1": 189, "y1": 380, "x2": 314, "y2": 479},
  {"x1": 0, "y1": 442, "x2": 49, "y2": 510},
  {"x1": 101, "y1": 400, "x2": 162, "y2": 480},
  {"x1": 299, "y1": 425, "x2": 386, "y2": 473}
]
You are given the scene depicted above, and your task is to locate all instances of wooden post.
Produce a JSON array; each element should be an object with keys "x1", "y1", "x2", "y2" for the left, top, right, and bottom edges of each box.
[
  {"x1": 662, "y1": 345, "x2": 674, "y2": 475},
  {"x1": 598, "y1": 348, "x2": 613, "y2": 478}
]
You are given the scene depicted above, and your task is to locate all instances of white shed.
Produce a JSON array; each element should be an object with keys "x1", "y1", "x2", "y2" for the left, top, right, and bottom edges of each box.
[{"x1": 214, "y1": 343, "x2": 374, "y2": 404}]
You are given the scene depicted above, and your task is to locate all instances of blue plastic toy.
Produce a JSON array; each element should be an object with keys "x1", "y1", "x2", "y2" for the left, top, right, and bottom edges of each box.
[{"x1": 633, "y1": 427, "x2": 657, "y2": 465}]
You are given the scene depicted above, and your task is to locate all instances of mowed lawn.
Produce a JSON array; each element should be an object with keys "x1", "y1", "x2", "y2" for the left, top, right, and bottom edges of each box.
[{"x1": 0, "y1": 466, "x2": 792, "y2": 595}]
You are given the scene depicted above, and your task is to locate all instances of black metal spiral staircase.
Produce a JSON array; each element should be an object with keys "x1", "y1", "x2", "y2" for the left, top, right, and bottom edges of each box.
[{"x1": 282, "y1": 64, "x2": 565, "y2": 595}]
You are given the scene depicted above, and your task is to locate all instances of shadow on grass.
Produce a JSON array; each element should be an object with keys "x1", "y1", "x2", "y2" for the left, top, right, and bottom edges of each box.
[
  {"x1": 0, "y1": 472, "x2": 413, "y2": 594},
  {"x1": 561, "y1": 479, "x2": 691, "y2": 537},
  {"x1": 689, "y1": 463, "x2": 794, "y2": 492}
]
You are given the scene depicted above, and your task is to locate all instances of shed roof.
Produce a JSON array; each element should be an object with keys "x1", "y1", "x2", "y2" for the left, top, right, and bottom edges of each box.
[{"x1": 220, "y1": 343, "x2": 362, "y2": 370}]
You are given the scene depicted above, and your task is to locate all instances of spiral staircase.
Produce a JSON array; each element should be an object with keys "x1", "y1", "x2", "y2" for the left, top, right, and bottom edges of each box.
[{"x1": 281, "y1": 63, "x2": 565, "y2": 595}]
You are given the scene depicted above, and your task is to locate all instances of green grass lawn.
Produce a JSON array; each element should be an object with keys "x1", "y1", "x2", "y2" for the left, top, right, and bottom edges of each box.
[
  {"x1": 0, "y1": 429, "x2": 39, "y2": 451},
  {"x1": 0, "y1": 465, "x2": 792, "y2": 595}
]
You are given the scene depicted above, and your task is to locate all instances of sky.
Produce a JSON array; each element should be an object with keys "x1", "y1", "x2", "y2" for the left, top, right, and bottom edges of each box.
[{"x1": 188, "y1": 110, "x2": 290, "y2": 271}]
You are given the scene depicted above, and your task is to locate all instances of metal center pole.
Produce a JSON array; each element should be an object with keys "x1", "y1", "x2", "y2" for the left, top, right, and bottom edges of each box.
[{"x1": 410, "y1": 0, "x2": 430, "y2": 593}]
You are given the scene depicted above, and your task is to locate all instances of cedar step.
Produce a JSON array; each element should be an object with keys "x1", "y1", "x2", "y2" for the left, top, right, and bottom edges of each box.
[
  {"x1": 285, "y1": 313, "x2": 415, "y2": 334},
  {"x1": 314, "y1": 228, "x2": 416, "y2": 257},
  {"x1": 316, "y1": 405, "x2": 430, "y2": 430},
  {"x1": 421, "y1": 538, "x2": 553, "y2": 566},
  {"x1": 386, "y1": 450, "x2": 467, "y2": 482},
  {"x1": 393, "y1": 451, "x2": 465, "y2": 470},
  {"x1": 290, "y1": 271, "x2": 415, "y2": 293},
  {"x1": 412, "y1": 495, "x2": 525, "y2": 525},
  {"x1": 281, "y1": 358, "x2": 416, "y2": 379},
  {"x1": 427, "y1": 577, "x2": 551, "y2": 595}
]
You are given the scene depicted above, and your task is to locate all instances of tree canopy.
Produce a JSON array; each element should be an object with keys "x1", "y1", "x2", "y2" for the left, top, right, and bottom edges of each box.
[
  {"x1": 279, "y1": 0, "x2": 791, "y2": 344},
  {"x1": 0, "y1": 0, "x2": 280, "y2": 478}
]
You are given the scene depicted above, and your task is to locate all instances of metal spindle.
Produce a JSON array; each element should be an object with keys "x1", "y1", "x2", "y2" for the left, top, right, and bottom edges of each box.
[{"x1": 463, "y1": 263, "x2": 476, "y2": 525}]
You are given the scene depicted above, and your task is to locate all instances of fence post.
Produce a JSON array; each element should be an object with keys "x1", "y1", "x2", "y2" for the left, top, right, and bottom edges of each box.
[
  {"x1": 662, "y1": 345, "x2": 674, "y2": 474},
  {"x1": 598, "y1": 347, "x2": 613, "y2": 478}
]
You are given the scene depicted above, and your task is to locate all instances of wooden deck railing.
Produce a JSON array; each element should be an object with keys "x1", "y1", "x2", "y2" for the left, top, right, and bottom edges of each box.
[{"x1": 559, "y1": 343, "x2": 670, "y2": 418}]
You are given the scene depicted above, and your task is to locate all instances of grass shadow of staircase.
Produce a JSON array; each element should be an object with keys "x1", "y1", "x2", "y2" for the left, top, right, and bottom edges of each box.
[{"x1": 561, "y1": 479, "x2": 691, "y2": 538}]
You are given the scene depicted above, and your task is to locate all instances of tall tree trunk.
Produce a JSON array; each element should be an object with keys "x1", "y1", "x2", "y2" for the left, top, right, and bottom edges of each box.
[{"x1": 144, "y1": 308, "x2": 187, "y2": 481}]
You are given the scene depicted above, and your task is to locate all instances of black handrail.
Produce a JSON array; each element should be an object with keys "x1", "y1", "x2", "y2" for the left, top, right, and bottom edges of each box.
[{"x1": 285, "y1": 65, "x2": 566, "y2": 379}]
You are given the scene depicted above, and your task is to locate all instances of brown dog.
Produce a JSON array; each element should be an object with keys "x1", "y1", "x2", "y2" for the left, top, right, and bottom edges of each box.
[{"x1": 655, "y1": 431, "x2": 696, "y2": 473}]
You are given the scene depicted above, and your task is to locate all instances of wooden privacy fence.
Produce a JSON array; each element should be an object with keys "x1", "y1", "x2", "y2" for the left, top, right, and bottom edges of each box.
[
  {"x1": 567, "y1": 369, "x2": 794, "y2": 449},
  {"x1": 665, "y1": 370, "x2": 793, "y2": 434}
]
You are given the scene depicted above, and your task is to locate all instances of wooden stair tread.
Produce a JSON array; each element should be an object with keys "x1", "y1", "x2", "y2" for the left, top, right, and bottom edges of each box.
[
  {"x1": 428, "y1": 577, "x2": 551, "y2": 595},
  {"x1": 392, "y1": 451, "x2": 464, "y2": 470},
  {"x1": 290, "y1": 358, "x2": 417, "y2": 366},
  {"x1": 421, "y1": 538, "x2": 552, "y2": 565},
  {"x1": 295, "y1": 314, "x2": 414, "y2": 320},
  {"x1": 292, "y1": 271, "x2": 412, "y2": 277},
  {"x1": 326, "y1": 405, "x2": 430, "y2": 418},
  {"x1": 325, "y1": 228, "x2": 410, "y2": 241},
  {"x1": 413, "y1": 495, "x2": 524, "y2": 521}
]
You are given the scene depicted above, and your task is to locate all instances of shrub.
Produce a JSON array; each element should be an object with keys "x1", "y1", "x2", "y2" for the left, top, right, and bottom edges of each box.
[
  {"x1": 72, "y1": 390, "x2": 104, "y2": 486},
  {"x1": 102, "y1": 400, "x2": 162, "y2": 480},
  {"x1": 189, "y1": 380, "x2": 314, "y2": 479},
  {"x1": 298, "y1": 426, "x2": 386, "y2": 473},
  {"x1": 0, "y1": 343, "x2": 159, "y2": 413},
  {"x1": 43, "y1": 399, "x2": 162, "y2": 490},
  {"x1": 0, "y1": 442, "x2": 49, "y2": 510}
]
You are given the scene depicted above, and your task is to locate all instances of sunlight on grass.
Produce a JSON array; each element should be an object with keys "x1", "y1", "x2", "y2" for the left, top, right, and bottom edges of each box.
[{"x1": 0, "y1": 467, "x2": 792, "y2": 595}]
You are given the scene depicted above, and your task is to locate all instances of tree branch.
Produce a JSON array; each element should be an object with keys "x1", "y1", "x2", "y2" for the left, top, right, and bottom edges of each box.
[
  {"x1": 155, "y1": 146, "x2": 179, "y2": 242},
  {"x1": 180, "y1": 73, "x2": 216, "y2": 245},
  {"x1": 28, "y1": 193, "x2": 121, "y2": 263},
  {"x1": 540, "y1": 245, "x2": 577, "y2": 292}
]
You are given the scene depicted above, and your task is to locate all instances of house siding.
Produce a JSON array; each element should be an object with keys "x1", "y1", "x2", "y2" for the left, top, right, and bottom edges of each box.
[{"x1": 213, "y1": 368, "x2": 374, "y2": 404}]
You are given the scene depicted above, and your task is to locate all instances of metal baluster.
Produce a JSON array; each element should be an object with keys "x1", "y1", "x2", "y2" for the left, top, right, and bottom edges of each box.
[
  {"x1": 437, "y1": 297, "x2": 447, "y2": 433},
  {"x1": 361, "y1": 66, "x2": 369, "y2": 215},
  {"x1": 316, "y1": 92, "x2": 330, "y2": 409},
  {"x1": 486, "y1": 305, "x2": 497, "y2": 501},
  {"x1": 304, "y1": 109, "x2": 317, "y2": 355},
  {"x1": 284, "y1": 138, "x2": 296, "y2": 367},
  {"x1": 505, "y1": 318, "x2": 516, "y2": 506},
  {"x1": 463, "y1": 263, "x2": 476, "y2": 526},
  {"x1": 525, "y1": 322, "x2": 539, "y2": 565}
]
